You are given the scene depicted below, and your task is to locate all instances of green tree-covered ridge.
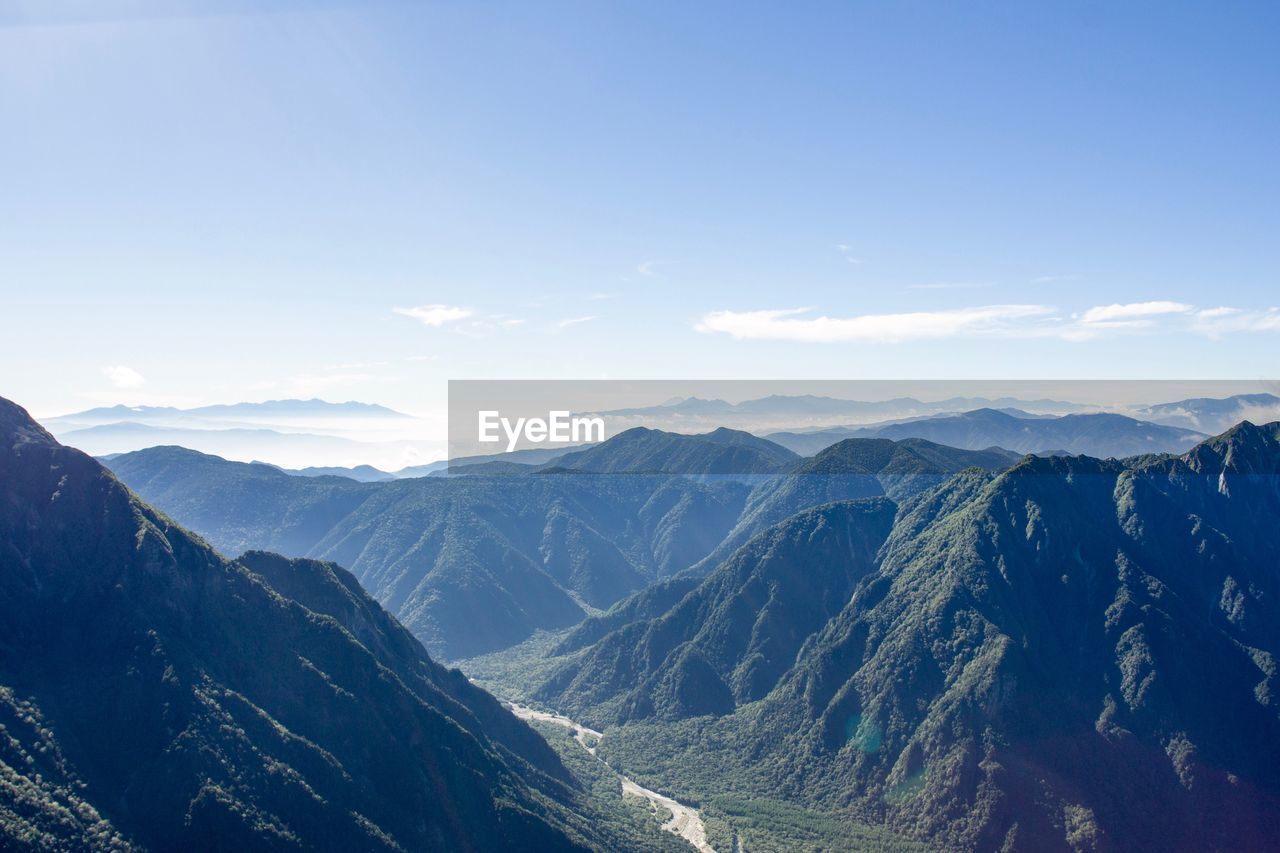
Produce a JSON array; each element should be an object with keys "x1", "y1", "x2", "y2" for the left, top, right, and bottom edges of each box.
[{"x1": 0, "y1": 396, "x2": 671, "y2": 852}]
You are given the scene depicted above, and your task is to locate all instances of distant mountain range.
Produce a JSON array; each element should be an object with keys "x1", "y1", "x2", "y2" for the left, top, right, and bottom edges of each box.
[
  {"x1": 41, "y1": 392, "x2": 1277, "y2": 476},
  {"x1": 40, "y1": 399, "x2": 439, "y2": 471},
  {"x1": 767, "y1": 408, "x2": 1207, "y2": 457},
  {"x1": 270, "y1": 462, "x2": 399, "y2": 482},
  {"x1": 1135, "y1": 391, "x2": 1280, "y2": 433},
  {"x1": 602, "y1": 393, "x2": 1084, "y2": 419},
  {"x1": 49, "y1": 398, "x2": 407, "y2": 425},
  {"x1": 0, "y1": 396, "x2": 661, "y2": 851}
]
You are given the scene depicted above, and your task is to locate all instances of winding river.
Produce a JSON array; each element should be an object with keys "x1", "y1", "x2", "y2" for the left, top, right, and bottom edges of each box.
[{"x1": 504, "y1": 701, "x2": 715, "y2": 853}]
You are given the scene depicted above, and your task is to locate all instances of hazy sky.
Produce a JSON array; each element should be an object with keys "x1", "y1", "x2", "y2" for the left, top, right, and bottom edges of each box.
[{"x1": 2, "y1": 0, "x2": 1278, "y2": 418}]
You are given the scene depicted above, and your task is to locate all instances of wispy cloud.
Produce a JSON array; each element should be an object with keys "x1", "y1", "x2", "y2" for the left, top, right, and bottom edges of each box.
[
  {"x1": 695, "y1": 305, "x2": 1054, "y2": 343},
  {"x1": 637, "y1": 261, "x2": 665, "y2": 277},
  {"x1": 696, "y1": 301, "x2": 1280, "y2": 344},
  {"x1": 834, "y1": 244, "x2": 864, "y2": 265},
  {"x1": 393, "y1": 304, "x2": 535, "y2": 336},
  {"x1": 556, "y1": 315, "x2": 598, "y2": 330},
  {"x1": 1079, "y1": 301, "x2": 1193, "y2": 324},
  {"x1": 393, "y1": 304, "x2": 474, "y2": 327},
  {"x1": 1191, "y1": 306, "x2": 1280, "y2": 337},
  {"x1": 1031, "y1": 274, "x2": 1079, "y2": 284},
  {"x1": 588, "y1": 292, "x2": 617, "y2": 301},
  {"x1": 905, "y1": 281, "x2": 994, "y2": 290},
  {"x1": 102, "y1": 365, "x2": 145, "y2": 389},
  {"x1": 325, "y1": 360, "x2": 390, "y2": 371}
]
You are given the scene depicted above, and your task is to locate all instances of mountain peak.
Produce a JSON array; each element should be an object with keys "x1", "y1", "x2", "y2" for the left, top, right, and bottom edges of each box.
[
  {"x1": 0, "y1": 395, "x2": 616, "y2": 850},
  {"x1": 1183, "y1": 418, "x2": 1280, "y2": 476},
  {"x1": 1214, "y1": 418, "x2": 1277, "y2": 443},
  {"x1": 0, "y1": 397, "x2": 57, "y2": 449}
]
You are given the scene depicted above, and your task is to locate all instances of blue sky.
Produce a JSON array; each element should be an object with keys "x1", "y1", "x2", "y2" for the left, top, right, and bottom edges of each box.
[{"x1": 2, "y1": 0, "x2": 1278, "y2": 417}]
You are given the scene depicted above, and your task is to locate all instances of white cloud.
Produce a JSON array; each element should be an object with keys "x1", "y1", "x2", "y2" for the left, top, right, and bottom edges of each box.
[
  {"x1": 393, "y1": 304, "x2": 474, "y2": 326},
  {"x1": 637, "y1": 261, "x2": 661, "y2": 277},
  {"x1": 1192, "y1": 307, "x2": 1280, "y2": 337},
  {"x1": 695, "y1": 305, "x2": 1055, "y2": 343},
  {"x1": 325, "y1": 360, "x2": 390, "y2": 371},
  {"x1": 833, "y1": 244, "x2": 864, "y2": 264},
  {"x1": 696, "y1": 300, "x2": 1280, "y2": 344},
  {"x1": 1079, "y1": 301, "x2": 1193, "y2": 324},
  {"x1": 905, "y1": 281, "x2": 993, "y2": 290},
  {"x1": 556, "y1": 315, "x2": 598, "y2": 330},
  {"x1": 102, "y1": 365, "x2": 145, "y2": 389}
]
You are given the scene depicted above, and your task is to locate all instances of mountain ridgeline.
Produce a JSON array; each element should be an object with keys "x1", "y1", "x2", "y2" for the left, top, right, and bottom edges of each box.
[
  {"x1": 553, "y1": 420, "x2": 1280, "y2": 850},
  {"x1": 547, "y1": 436, "x2": 1019, "y2": 661},
  {"x1": 538, "y1": 499, "x2": 898, "y2": 723},
  {"x1": 104, "y1": 443, "x2": 756, "y2": 659},
  {"x1": 536, "y1": 426, "x2": 799, "y2": 476},
  {"x1": 104, "y1": 429, "x2": 1022, "y2": 661},
  {"x1": 0, "y1": 397, "x2": 654, "y2": 851}
]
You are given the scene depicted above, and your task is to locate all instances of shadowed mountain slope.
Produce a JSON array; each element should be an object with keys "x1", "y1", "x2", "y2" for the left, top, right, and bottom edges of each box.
[
  {"x1": 545, "y1": 421, "x2": 1280, "y2": 850},
  {"x1": 746, "y1": 421, "x2": 1280, "y2": 850},
  {"x1": 0, "y1": 397, "x2": 628, "y2": 851},
  {"x1": 536, "y1": 499, "x2": 898, "y2": 726},
  {"x1": 687, "y1": 437, "x2": 1019, "y2": 577},
  {"x1": 538, "y1": 426, "x2": 798, "y2": 477},
  {"x1": 519, "y1": 437, "x2": 1018, "y2": 661},
  {"x1": 106, "y1": 443, "x2": 750, "y2": 659}
]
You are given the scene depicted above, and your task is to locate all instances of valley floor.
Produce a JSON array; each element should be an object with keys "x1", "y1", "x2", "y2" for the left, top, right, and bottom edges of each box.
[
  {"x1": 505, "y1": 700, "x2": 715, "y2": 852},
  {"x1": 462, "y1": 635, "x2": 931, "y2": 852}
]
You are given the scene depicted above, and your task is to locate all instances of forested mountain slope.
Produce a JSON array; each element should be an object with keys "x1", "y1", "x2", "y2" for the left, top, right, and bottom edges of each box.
[
  {"x1": 107, "y1": 444, "x2": 750, "y2": 658},
  {"x1": 0, "y1": 396, "x2": 632, "y2": 851},
  {"x1": 590, "y1": 422, "x2": 1280, "y2": 850}
]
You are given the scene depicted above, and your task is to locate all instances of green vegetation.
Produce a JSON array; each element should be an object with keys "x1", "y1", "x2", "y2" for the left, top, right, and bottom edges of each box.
[
  {"x1": 524, "y1": 721, "x2": 688, "y2": 852},
  {"x1": 687, "y1": 436, "x2": 1019, "y2": 576},
  {"x1": 91, "y1": 400, "x2": 1280, "y2": 851},
  {"x1": 458, "y1": 629, "x2": 578, "y2": 700},
  {"x1": 0, "y1": 396, "x2": 664, "y2": 852},
  {"x1": 534, "y1": 499, "x2": 898, "y2": 726},
  {"x1": 108, "y1": 443, "x2": 753, "y2": 659},
  {"x1": 545, "y1": 420, "x2": 1280, "y2": 850},
  {"x1": 546, "y1": 425, "x2": 799, "y2": 476},
  {"x1": 704, "y1": 794, "x2": 930, "y2": 852}
]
